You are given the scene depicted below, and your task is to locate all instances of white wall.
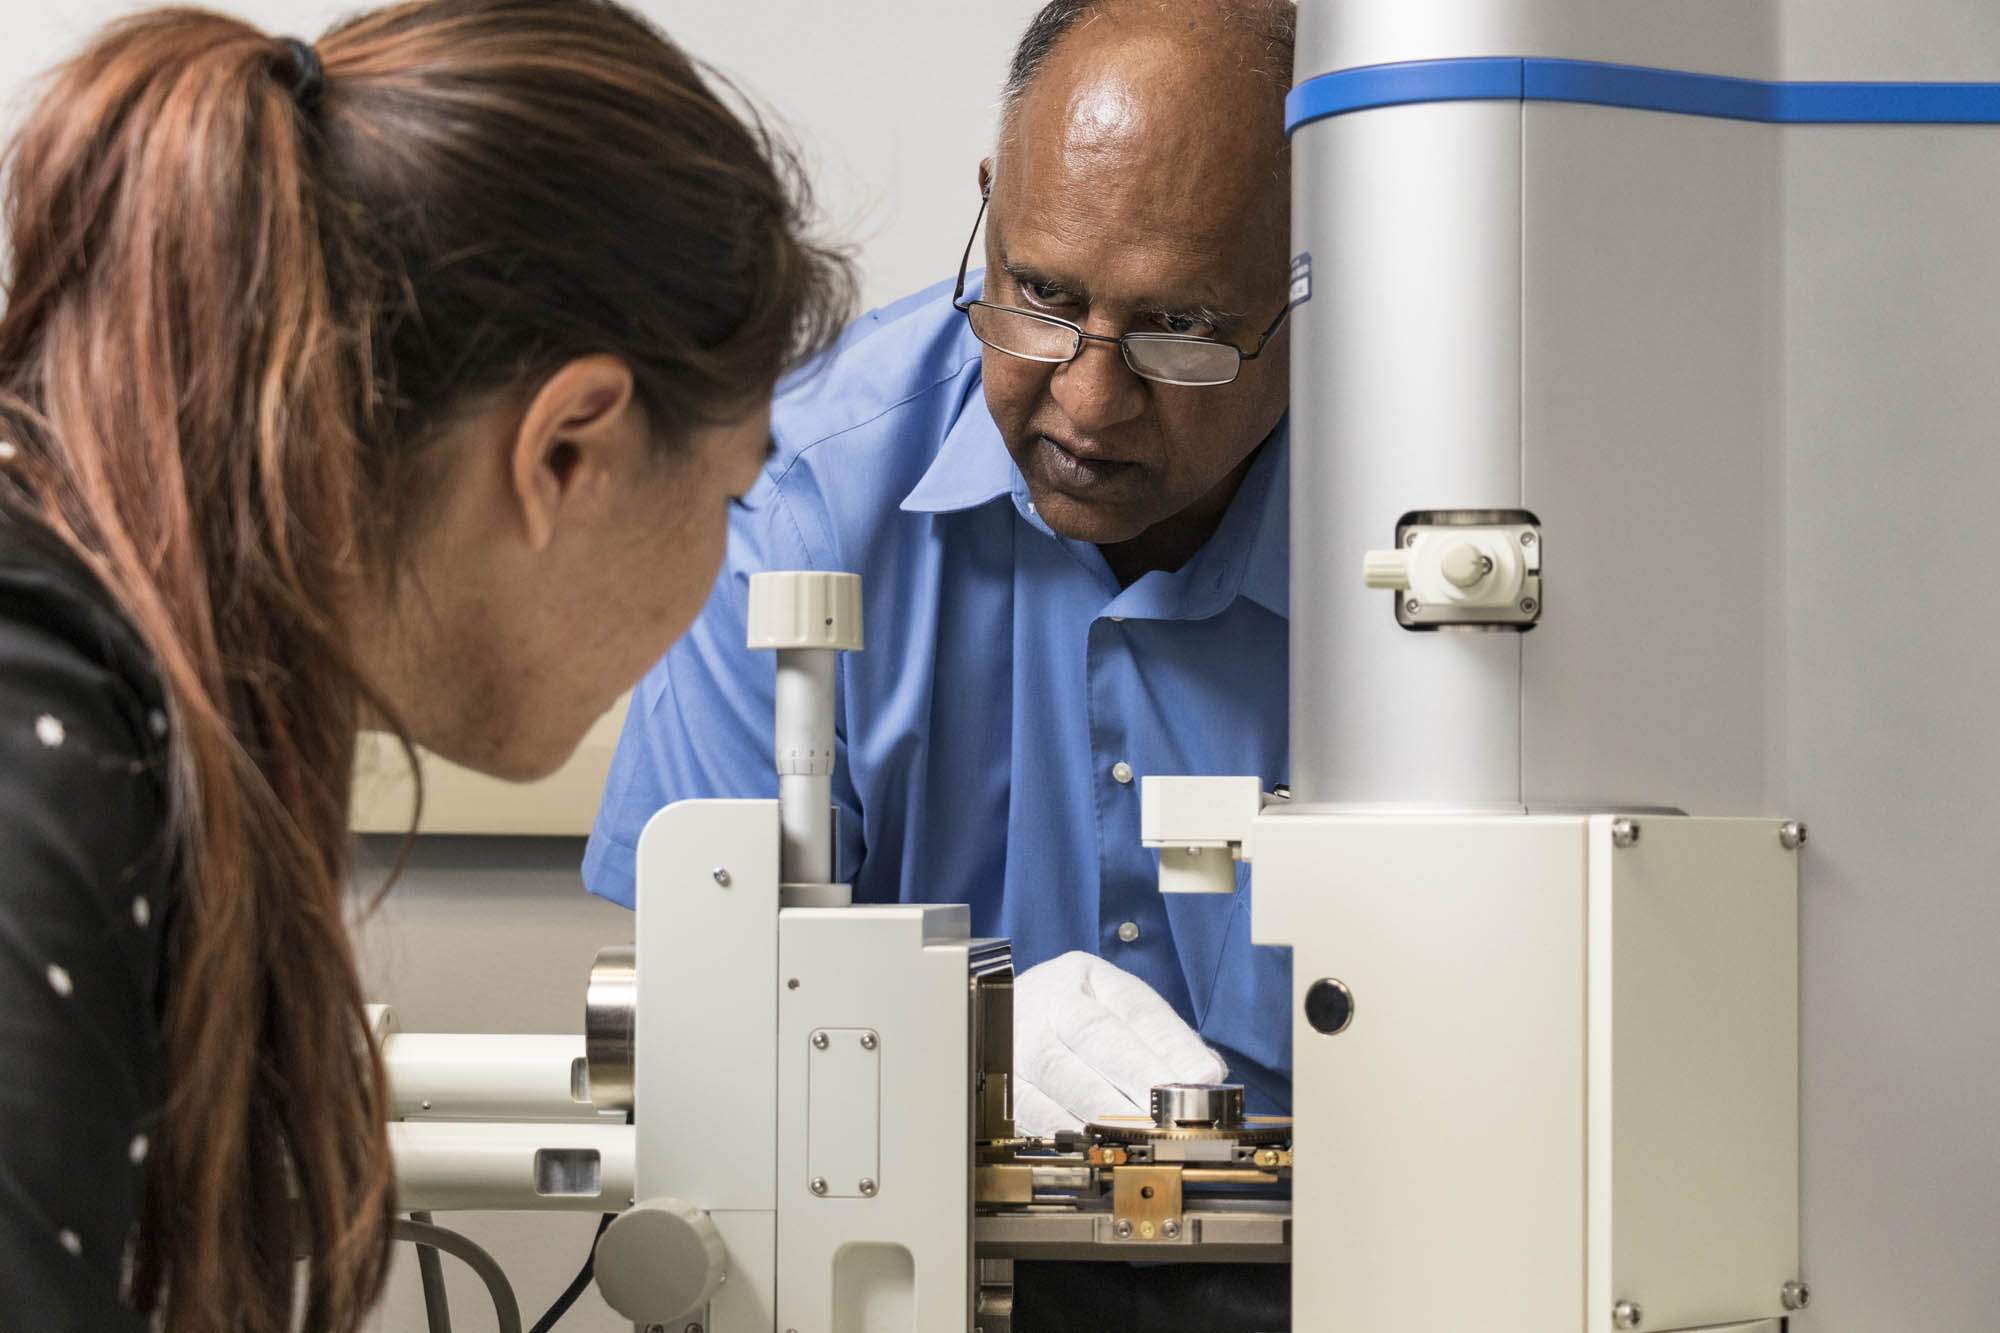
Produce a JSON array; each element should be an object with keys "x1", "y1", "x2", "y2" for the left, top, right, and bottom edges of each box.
[{"x1": 0, "y1": 3, "x2": 1041, "y2": 1330}]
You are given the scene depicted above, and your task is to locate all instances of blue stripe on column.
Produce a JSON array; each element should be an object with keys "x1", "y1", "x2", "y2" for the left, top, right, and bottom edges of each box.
[{"x1": 1285, "y1": 57, "x2": 2000, "y2": 134}]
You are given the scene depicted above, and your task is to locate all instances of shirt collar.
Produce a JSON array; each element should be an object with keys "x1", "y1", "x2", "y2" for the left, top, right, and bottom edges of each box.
[
  {"x1": 898, "y1": 375, "x2": 1018, "y2": 516},
  {"x1": 1095, "y1": 416, "x2": 1290, "y2": 624}
]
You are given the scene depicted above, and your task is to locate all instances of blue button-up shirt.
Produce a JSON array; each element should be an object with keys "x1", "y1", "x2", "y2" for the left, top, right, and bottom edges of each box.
[{"x1": 584, "y1": 277, "x2": 1294, "y2": 1112}]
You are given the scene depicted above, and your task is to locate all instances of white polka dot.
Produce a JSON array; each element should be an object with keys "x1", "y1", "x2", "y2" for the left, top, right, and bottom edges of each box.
[
  {"x1": 0, "y1": 440, "x2": 17, "y2": 462},
  {"x1": 133, "y1": 896, "x2": 151, "y2": 928},
  {"x1": 46, "y1": 963, "x2": 73, "y2": 997},
  {"x1": 129, "y1": 1134, "x2": 150, "y2": 1165},
  {"x1": 57, "y1": 1228, "x2": 81, "y2": 1257},
  {"x1": 35, "y1": 714, "x2": 65, "y2": 748},
  {"x1": 148, "y1": 709, "x2": 168, "y2": 739}
]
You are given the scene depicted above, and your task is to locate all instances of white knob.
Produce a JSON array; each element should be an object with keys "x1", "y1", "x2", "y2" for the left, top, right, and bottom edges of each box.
[
  {"x1": 746, "y1": 570, "x2": 863, "y2": 651},
  {"x1": 1439, "y1": 542, "x2": 1494, "y2": 590},
  {"x1": 594, "y1": 1197, "x2": 726, "y2": 1322},
  {"x1": 1362, "y1": 549, "x2": 1412, "y2": 590}
]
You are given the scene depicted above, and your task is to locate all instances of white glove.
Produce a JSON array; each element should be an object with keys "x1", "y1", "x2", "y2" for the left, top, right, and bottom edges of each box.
[{"x1": 1011, "y1": 950, "x2": 1228, "y2": 1137}]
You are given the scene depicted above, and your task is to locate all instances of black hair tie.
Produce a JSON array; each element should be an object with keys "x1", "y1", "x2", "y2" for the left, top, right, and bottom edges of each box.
[{"x1": 277, "y1": 37, "x2": 325, "y2": 113}]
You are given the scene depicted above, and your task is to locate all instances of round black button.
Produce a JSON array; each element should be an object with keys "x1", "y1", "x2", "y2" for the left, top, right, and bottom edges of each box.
[{"x1": 1304, "y1": 978, "x2": 1354, "y2": 1034}]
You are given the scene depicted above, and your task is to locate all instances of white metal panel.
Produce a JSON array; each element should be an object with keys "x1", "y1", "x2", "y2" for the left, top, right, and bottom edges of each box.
[
  {"x1": 777, "y1": 906, "x2": 977, "y2": 1333},
  {"x1": 1780, "y1": 0, "x2": 2000, "y2": 81},
  {"x1": 1783, "y1": 123, "x2": 2000, "y2": 1332},
  {"x1": 633, "y1": 799, "x2": 781, "y2": 1211},
  {"x1": 1288, "y1": 100, "x2": 1526, "y2": 808},
  {"x1": 707, "y1": 1209, "x2": 777, "y2": 1333},
  {"x1": 807, "y1": 1028, "x2": 882, "y2": 1198},
  {"x1": 1252, "y1": 814, "x2": 1590, "y2": 1332},
  {"x1": 1295, "y1": 0, "x2": 1777, "y2": 84},
  {"x1": 1518, "y1": 103, "x2": 1782, "y2": 815},
  {"x1": 1586, "y1": 817, "x2": 1799, "y2": 1331}
]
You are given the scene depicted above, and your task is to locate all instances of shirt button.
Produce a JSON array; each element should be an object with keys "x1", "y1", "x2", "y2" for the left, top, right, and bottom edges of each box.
[
  {"x1": 1111, "y1": 762, "x2": 1134, "y2": 785},
  {"x1": 1117, "y1": 921, "x2": 1141, "y2": 944}
]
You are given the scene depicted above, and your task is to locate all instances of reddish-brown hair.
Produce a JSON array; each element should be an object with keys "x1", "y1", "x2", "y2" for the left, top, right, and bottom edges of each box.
[{"x1": 0, "y1": 3, "x2": 850, "y2": 1329}]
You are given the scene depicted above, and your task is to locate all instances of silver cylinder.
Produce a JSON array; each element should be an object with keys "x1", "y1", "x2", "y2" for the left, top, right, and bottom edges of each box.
[
  {"x1": 1151, "y1": 1082, "x2": 1247, "y2": 1130},
  {"x1": 1288, "y1": 96, "x2": 1526, "y2": 809},
  {"x1": 585, "y1": 945, "x2": 636, "y2": 1114}
]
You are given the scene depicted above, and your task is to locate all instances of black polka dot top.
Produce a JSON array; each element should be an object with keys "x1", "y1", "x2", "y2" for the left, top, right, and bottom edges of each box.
[{"x1": 0, "y1": 505, "x2": 170, "y2": 1331}]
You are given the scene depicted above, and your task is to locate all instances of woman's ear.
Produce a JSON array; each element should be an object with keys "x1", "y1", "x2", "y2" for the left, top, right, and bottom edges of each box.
[{"x1": 508, "y1": 356, "x2": 640, "y2": 551}]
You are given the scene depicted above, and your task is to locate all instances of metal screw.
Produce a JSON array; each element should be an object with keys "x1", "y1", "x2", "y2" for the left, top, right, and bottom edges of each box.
[
  {"x1": 1404, "y1": 598, "x2": 1421, "y2": 616},
  {"x1": 1520, "y1": 530, "x2": 1537, "y2": 546},
  {"x1": 860, "y1": 1032, "x2": 877, "y2": 1050},
  {"x1": 1611, "y1": 818, "x2": 1641, "y2": 848},
  {"x1": 712, "y1": 867, "x2": 731, "y2": 886},
  {"x1": 1780, "y1": 821, "x2": 1808, "y2": 850},
  {"x1": 811, "y1": 1031, "x2": 829, "y2": 1050},
  {"x1": 1612, "y1": 1301, "x2": 1643, "y2": 1329},
  {"x1": 1161, "y1": 1218, "x2": 1181, "y2": 1239},
  {"x1": 810, "y1": 1177, "x2": 828, "y2": 1195},
  {"x1": 419, "y1": 1100, "x2": 431, "y2": 1111},
  {"x1": 859, "y1": 1178, "x2": 877, "y2": 1196},
  {"x1": 786, "y1": 978, "x2": 800, "y2": 990},
  {"x1": 1113, "y1": 1219, "x2": 1134, "y2": 1240},
  {"x1": 1519, "y1": 597, "x2": 1538, "y2": 613},
  {"x1": 1782, "y1": 1280, "x2": 1810, "y2": 1310},
  {"x1": 1404, "y1": 530, "x2": 1420, "y2": 547}
]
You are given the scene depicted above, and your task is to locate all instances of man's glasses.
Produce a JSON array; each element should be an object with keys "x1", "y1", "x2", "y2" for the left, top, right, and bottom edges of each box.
[{"x1": 951, "y1": 191, "x2": 1289, "y2": 389}]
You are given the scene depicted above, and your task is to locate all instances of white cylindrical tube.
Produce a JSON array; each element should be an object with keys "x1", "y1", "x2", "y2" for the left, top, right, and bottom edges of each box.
[
  {"x1": 390, "y1": 1120, "x2": 635, "y2": 1213},
  {"x1": 774, "y1": 647, "x2": 836, "y2": 883},
  {"x1": 382, "y1": 1032, "x2": 602, "y2": 1121}
]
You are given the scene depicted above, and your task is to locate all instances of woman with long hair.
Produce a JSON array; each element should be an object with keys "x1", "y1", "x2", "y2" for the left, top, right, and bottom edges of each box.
[{"x1": 0, "y1": 2, "x2": 851, "y2": 1327}]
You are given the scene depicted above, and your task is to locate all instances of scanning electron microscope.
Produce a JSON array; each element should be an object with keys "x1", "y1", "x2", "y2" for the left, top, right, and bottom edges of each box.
[{"x1": 378, "y1": 0, "x2": 2000, "y2": 1329}]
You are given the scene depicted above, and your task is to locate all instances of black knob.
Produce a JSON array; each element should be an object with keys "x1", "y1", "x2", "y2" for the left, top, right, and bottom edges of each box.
[{"x1": 1304, "y1": 978, "x2": 1354, "y2": 1035}]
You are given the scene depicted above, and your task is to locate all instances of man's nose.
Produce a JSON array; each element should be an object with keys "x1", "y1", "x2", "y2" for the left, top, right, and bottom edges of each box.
[{"x1": 1050, "y1": 331, "x2": 1146, "y2": 432}]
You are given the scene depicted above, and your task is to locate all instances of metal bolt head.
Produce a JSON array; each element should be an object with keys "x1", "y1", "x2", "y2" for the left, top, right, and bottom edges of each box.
[
  {"x1": 859, "y1": 1177, "x2": 877, "y2": 1196},
  {"x1": 419, "y1": 1099, "x2": 431, "y2": 1111},
  {"x1": 811, "y1": 1031, "x2": 829, "y2": 1050},
  {"x1": 1113, "y1": 1219, "x2": 1134, "y2": 1240},
  {"x1": 809, "y1": 1177, "x2": 828, "y2": 1195},
  {"x1": 1404, "y1": 598, "x2": 1421, "y2": 616},
  {"x1": 1780, "y1": 820, "x2": 1808, "y2": 851},
  {"x1": 1520, "y1": 530, "x2": 1537, "y2": 546},
  {"x1": 1612, "y1": 1300, "x2": 1643, "y2": 1329},
  {"x1": 712, "y1": 867, "x2": 731, "y2": 886},
  {"x1": 1611, "y1": 818, "x2": 1641, "y2": 848},
  {"x1": 1519, "y1": 597, "x2": 1538, "y2": 613},
  {"x1": 1404, "y1": 530, "x2": 1420, "y2": 547},
  {"x1": 1161, "y1": 1218, "x2": 1181, "y2": 1239},
  {"x1": 1782, "y1": 1280, "x2": 1810, "y2": 1310},
  {"x1": 860, "y1": 1032, "x2": 877, "y2": 1050}
]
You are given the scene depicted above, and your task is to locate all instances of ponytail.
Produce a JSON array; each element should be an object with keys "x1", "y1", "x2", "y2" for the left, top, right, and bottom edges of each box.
[{"x1": 1, "y1": 12, "x2": 392, "y2": 1331}]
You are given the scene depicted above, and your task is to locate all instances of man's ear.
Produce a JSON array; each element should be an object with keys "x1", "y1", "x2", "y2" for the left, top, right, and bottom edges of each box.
[
  {"x1": 978, "y1": 157, "x2": 994, "y2": 198},
  {"x1": 509, "y1": 355, "x2": 639, "y2": 552}
]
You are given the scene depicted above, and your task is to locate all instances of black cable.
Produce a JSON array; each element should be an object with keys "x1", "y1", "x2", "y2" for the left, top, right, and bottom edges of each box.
[
  {"x1": 392, "y1": 1217, "x2": 523, "y2": 1333},
  {"x1": 409, "y1": 1211, "x2": 453, "y2": 1333},
  {"x1": 527, "y1": 1212, "x2": 616, "y2": 1333}
]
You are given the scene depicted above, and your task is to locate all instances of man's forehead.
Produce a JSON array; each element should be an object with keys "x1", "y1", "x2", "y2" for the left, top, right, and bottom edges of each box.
[{"x1": 996, "y1": 209, "x2": 1252, "y2": 316}]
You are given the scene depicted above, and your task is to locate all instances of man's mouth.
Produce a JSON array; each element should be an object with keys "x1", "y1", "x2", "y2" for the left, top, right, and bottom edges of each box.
[{"x1": 1034, "y1": 433, "x2": 1136, "y2": 491}]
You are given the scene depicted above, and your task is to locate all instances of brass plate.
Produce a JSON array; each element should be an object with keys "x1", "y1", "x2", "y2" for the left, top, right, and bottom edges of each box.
[{"x1": 1112, "y1": 1165, "x2": 1183, "y2": 1240}]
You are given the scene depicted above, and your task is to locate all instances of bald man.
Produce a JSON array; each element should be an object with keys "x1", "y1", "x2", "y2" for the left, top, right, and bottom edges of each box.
[{"x1": 591, "y1": 10, "x2": 1293, "y2": 1313}]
